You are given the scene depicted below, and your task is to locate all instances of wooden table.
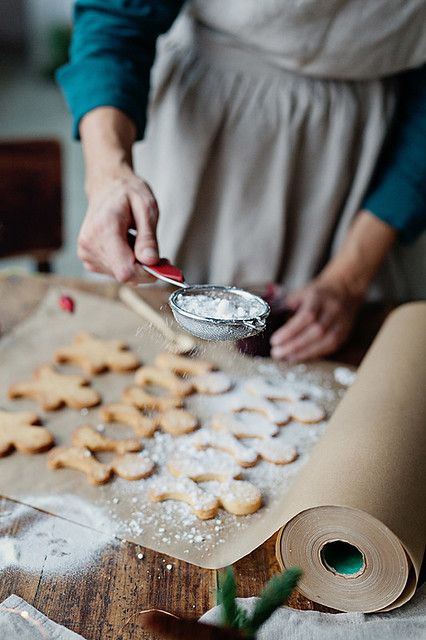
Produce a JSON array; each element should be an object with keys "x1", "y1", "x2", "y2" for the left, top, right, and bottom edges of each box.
[{"x1": 0, "y1": 274, "x2": 396, "y2": 639}]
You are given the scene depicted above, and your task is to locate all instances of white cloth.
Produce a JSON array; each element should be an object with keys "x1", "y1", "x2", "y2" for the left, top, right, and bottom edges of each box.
[
  {"x1": 0, "y1": 595, "x2": 85, "y2": 640},
  {"x1": 200, "y1": 584, "x2": 426, "y2": 639}
]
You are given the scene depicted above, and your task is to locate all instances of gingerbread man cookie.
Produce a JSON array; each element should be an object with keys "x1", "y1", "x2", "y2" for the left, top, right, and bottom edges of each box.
[
  {"x1": 54, "y1": 332, "x2": 139, "y2": 375},
  {"x1": 192, "y1": 372, "x2": 232, "y2": 395},
  {"x1": 252, "y1": 439, "x2": 298, "y2": 465},
  {"x1": 154, "y1": 352, "x2": 214, "y2": 377},
  {"x1": 134, "y1": 366, "x2": 193, "y2": 397},
  {"x1": 8, "y1": 365, "x2": 100, "y2": 411},
  {"x1": 99, "y1": 403, "x2": 158, "y2": 437},
  {"x1": 122, "y1": 387, "x2": 183, "y2": 412},
  {"x1": 245, "y1": 377, "x2": 306, "y2": 402},
  {"x1": 289, "y1": 400, "x2": 325, "y2": 424},
  {"x1": 218, "y1": 480, "x2": 262, "y2": 516},
  {"x1": 211, "y1": 411, "x2": 278, "y2": 439},
  {"x1": 110, "y1": 453, "x2": 155, "y2": 481},
  {"x1": 191, "y1": 430, "x2": 258, "y2": 467},
  {"x1": 0, "y1": 410, "x2": 54, "y2": 456},
  {"x1": 47, "y1": 446, "x2": 111, "y2": 485},
  {"x1": 72, "y1": 425, "x2": 141, "y2": 455},
  {"x1": 149, "y1": 477, "x2": 219, "y2": 520},
  {"x1": 158, "y1": 409, "x2": 198, "y2": 436},
  {"x1": 167, "y1": 450, "x2": 241, "y2": 482}
]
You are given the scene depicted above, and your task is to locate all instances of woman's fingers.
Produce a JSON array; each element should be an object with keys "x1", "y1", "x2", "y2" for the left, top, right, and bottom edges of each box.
[
  {"x1": 284, "y1": 327, "x2": 343, "y2": 362},
  {"x1": 270, "y1": 290, "x2": 320, "y2": 346},
  {"x1": 130, "y1": 189, "x2": 159, "y2": 265},
  {"x1": 271, "y1": 320, "x2": 325, "y2": 360}
]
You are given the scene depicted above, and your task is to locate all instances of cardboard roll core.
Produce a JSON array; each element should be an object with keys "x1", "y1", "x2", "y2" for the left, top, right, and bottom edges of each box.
[{"x1": 320, "y1": 540, "x2": 365, "y2": 577}]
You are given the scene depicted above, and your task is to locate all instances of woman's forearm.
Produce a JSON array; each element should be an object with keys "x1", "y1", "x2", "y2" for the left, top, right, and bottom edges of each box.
[
  {"x1": 80, "y1": 106, "x2": 137, "y2": 197},
  {"x1": 318, "y1": 210, "x2": 398, "y2": 298}
]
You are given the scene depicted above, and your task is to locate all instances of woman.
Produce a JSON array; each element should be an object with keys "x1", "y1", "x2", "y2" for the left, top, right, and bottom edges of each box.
[{"x1": 58, "y1": 1, "x2": 426, "y2": 361}]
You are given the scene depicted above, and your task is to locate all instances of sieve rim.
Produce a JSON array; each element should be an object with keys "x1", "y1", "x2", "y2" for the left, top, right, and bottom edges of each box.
[{"x1": 169, "y1": 285, "x2": 270, "y2": 325}]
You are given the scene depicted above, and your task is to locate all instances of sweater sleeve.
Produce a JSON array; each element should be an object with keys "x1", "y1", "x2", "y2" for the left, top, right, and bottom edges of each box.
[
  {"x1": 56, "y1": 0, "x2": 184, "y2": 140},
  {"x1": 363, "y1": 64, "x2": 426, "y2": 244}
]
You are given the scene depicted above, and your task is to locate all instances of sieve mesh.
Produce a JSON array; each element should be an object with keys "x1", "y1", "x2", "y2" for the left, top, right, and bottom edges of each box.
[{"x1": 169, "y1": 286, "x2": 270, "y2": 342}]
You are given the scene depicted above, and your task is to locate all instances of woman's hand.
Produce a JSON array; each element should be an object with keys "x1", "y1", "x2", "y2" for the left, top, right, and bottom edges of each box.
[
  {"x1": 270, "y1": 277, "x2": 361, "y2": 361},
  {"x1": 78, "y1": 166, "x2": 160, "y2": 282},
  {"x1": 270, "y1": 210, "x2": 397, "y2": 362},
  {"x1": 77, "y1": 106, "x2": 160, "y2": 283}
]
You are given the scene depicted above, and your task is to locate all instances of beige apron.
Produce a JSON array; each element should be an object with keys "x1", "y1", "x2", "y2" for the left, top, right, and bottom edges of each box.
[{"x1": 135, "y1": 0, "x2": 426, "y2": 299}]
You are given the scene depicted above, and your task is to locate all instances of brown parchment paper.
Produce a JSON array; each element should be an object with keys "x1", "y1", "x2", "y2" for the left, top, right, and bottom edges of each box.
[
  {"x1": 0, "y1": 287, "x2": 344, "y2": 569},
  {"x1": 276, "y1": 302, "x2": 426, "y2": 612}
]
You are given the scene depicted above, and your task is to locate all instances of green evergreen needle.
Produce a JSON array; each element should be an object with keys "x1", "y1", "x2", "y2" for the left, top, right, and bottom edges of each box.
[
  {"x1": 217, "y1": 566, "x2": 239, "y2": 628},
  {"x1": 246, "y1": 567, "x2": 302, "y2": 634}
]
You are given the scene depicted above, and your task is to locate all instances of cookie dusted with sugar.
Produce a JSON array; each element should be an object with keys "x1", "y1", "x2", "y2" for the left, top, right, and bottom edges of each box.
[
  {"x1": 192, "y1": 372, "x2": 232, "y2": 395},
  {"x1": 99, "y1": 403, "x2": 158, "y2": 437},
  {"x1": 158, "y1": 409, "x2": 198, "y2": 436},
  {"x1": 72, "y1": 425, "x2": 142, "y2": 455},
  {"x1": 218, "y1": 480, "x2": 262, "y2": 515},
  {"x1": 122, "y1": 387, "x2": 183, "y2": 412},
  {"x1": 8, "y1": 365, "x2": 100, "y2": 411},
  {"x1": 48, "y1": 446, "x2": 155, "y2": 483},
  {"x1": 48, "y1": 446, "x2": 112, "y2": 485},
  {"x1": 191, "y1": 429, "x2": 258, "y2": 467},
  {"x1": 154, "y1": 352, "x2": 214, "y2": 377},
  {"x1": 289, "y1": 400, "x2": 325, "y2": 424},
  {"x1": 54, "y1": 332, "x2": 139, "y2": 375},
  {"x1": 149, "y1": 476, "x2": 219, "y2": 520},
  {"x1": 245, "y1": 377, "x2": 306, "y2": 402},
  {"x1": 110, "y1": 453, "x2": 155, "y2": 481},
  {"x1": 134, "y1": 366, "x2": 193, "y2": 397},
  {"x1": 230, "y1": 399, "x2": 290, "y2": 425},
  {"x1": 167, "y1": 450, "x2": 241, "y2": 482},
  {"x1": 252, "y1": 439, "x2": 298, "y2": 465},
  {"x1": 211, "y1": 411, "x2": 278, "y2": 439},
  {"x1": 0, "y1": 410, "x2": 54, "y2": 456}
]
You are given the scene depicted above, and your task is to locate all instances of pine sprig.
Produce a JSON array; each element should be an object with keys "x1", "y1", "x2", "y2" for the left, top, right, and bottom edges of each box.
[
  {"x1": 217, "y1": 566, "x2": 301, "y2": 638},
  {"x1": 246, "y1": 567, "x2": 302, "y2": 635}
]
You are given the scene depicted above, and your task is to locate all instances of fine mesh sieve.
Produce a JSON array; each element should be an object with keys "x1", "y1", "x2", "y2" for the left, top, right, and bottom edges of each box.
[
  {"x1": 128, "y1": 228, "x2": 270, "y2": 341},
  {"x1": 169, "y1": 285, "x2": 270, "y2": 341}
]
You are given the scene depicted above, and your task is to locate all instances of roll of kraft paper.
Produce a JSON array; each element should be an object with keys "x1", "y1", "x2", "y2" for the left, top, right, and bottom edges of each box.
[{"x1": 276, "y1": 302, "x2": 426, "y2": 613}]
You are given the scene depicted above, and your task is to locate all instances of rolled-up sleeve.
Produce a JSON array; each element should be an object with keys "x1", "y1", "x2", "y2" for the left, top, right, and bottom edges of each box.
[
  {"x1": 363, "y1": 64, "x2": 426, "y2": 243},
  {"x1": 56, "y1": 0, "x2": 184, "y2": 140}
]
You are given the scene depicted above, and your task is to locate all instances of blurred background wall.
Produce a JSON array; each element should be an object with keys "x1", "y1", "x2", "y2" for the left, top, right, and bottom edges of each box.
[{"x1": 0, "y1": 1, "x2": 425, "y2": 297}]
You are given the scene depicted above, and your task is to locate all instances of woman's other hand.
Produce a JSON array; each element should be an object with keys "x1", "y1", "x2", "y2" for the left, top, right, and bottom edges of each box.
[
  {"x1": 270, "y1": 210, "x2": 397, "y2": 362},
  {"x1": 77, "y1": 107, "x2": 160, "y2": 283},
  {"x1": 270, "y1": 277, "x2": 360, "y2": 361}
]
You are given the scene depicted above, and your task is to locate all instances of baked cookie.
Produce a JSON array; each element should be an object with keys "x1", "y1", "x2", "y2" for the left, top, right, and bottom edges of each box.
[
  {"x1": 230, "y1": 400, "x2": 290, "y2": 425},
  {"x1": 289, "y1": 400, "x2": 325, "y2": 424},
  {"x1": 134, "y1": 366, "x2": 193, "y2": 397},
  {"x1": 8, "y1": 365, "x2": 100, "y2": 411},
  {"x1": 167, "y1": 450, "x2": 241, "y2": 482},
  {"x1": 192, "y1": 372, "x2": 232, "y2": 395},
  {"x1": 158, "y1": 409, "x2": 198, "y2": 436},
  {"x1": 218, "y1": 480, "x2": 262, "y2": 516},
  {"x1": 149, "y1": 477, "x2": 219, "y2": 520},
  {"x1": 99, "y1": 403, "x2": 158, "y2": 437},
  {"x1": 110, "y1": 453, "x2": 155, "y2": 481},
  {"x1": 245, "y1": 377, "x2": 306, "y2": 402},
  {"x1": 154, "y1": 352, "x2": 214, "y2": 377},
  {"x1": 47, "y1": 446, "x2": 111, "y2": 485},
  {"x1": 191, "y1": 430, "x2": 258, "y2": 468},
  {"x1": 0, "y1": 410, "x2": 54, "y2": 456},
  {"x1": 54, "y1": 332, "x2": 139, "y2": 375},
  {"x1": 211, "y1": 411, "x2": 278, "y2": 439},
  {"x1": 122, "y1": 386, "x2": 183, "y2": 411},
  {"x1": 72, "y1": 425, "x2": 141, "y2": 454},
  {"x1": 253, "y1": 439, "x2": 298, "y2": 465}
]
